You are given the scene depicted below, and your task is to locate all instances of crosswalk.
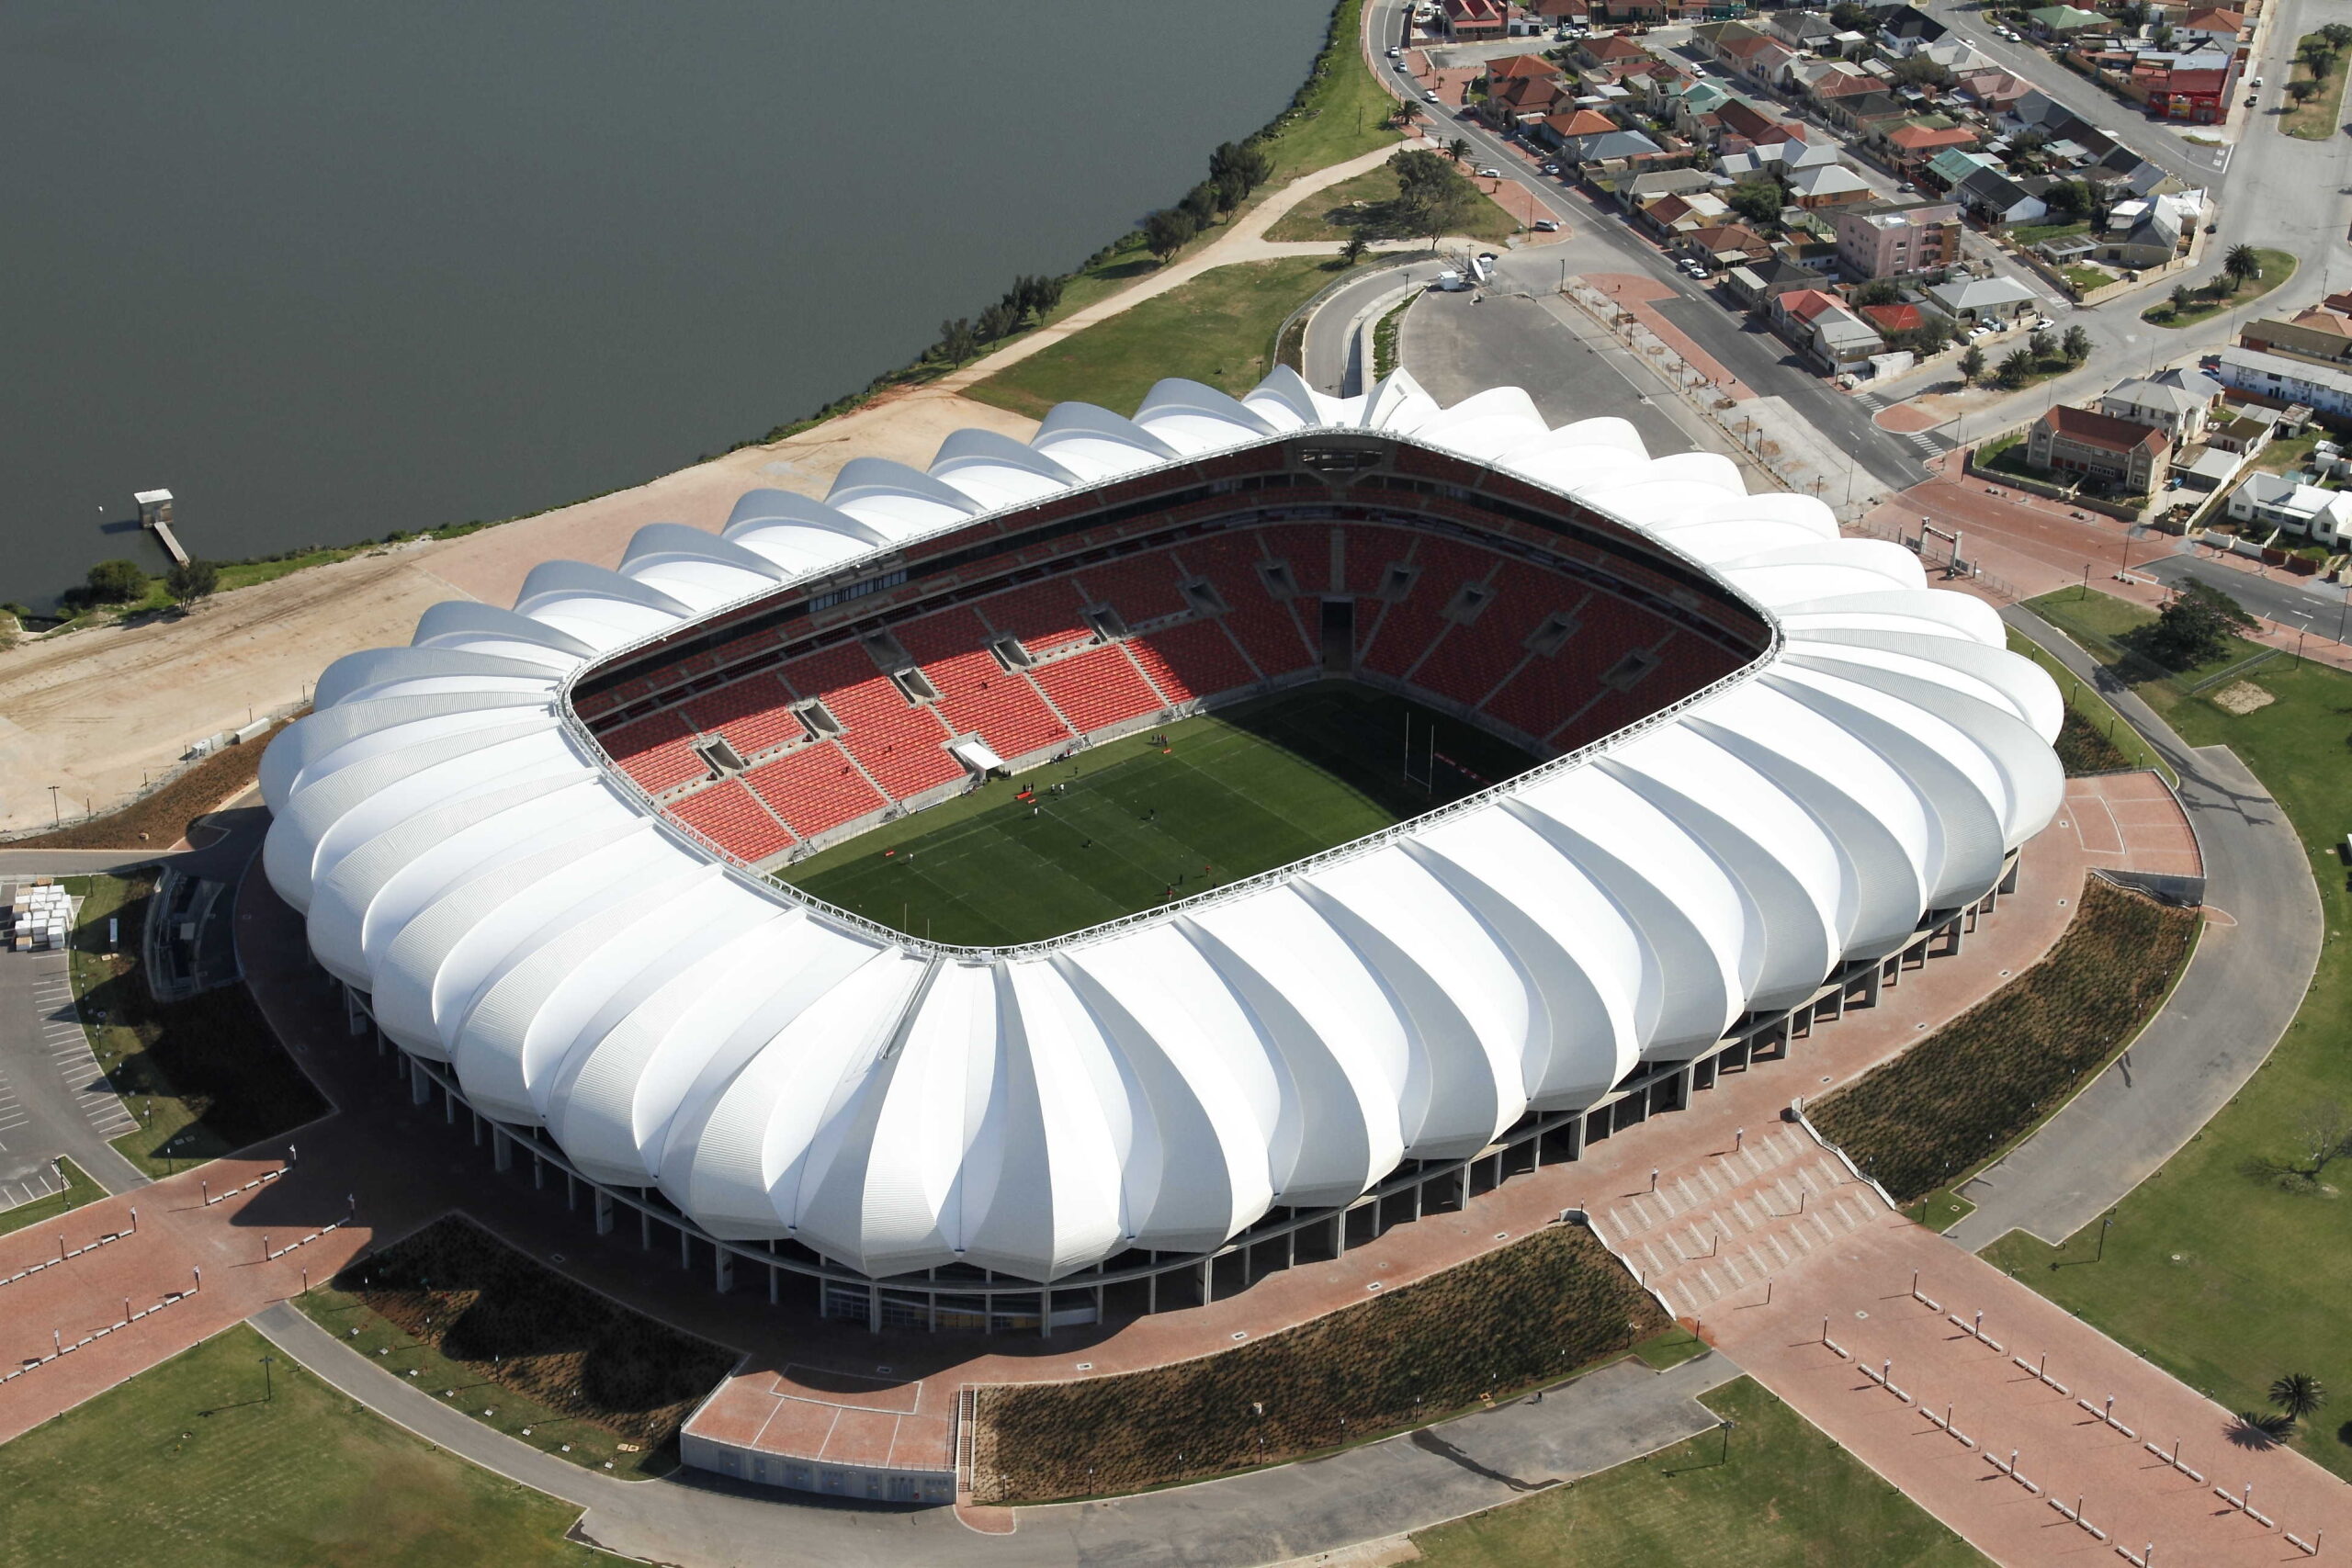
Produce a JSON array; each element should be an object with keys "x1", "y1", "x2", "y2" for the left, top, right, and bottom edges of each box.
[
  {"x1": 27, "y1": 956, "x2": 140, "y2": 1141},
  {"x1": 1852, "y1": 390, "x2": 1957, "y2": 459}
]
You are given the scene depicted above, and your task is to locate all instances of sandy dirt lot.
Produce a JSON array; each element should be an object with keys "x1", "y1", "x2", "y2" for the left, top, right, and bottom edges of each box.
[{"x1": 0, "y1": 389, "x2": 1035, "y2": 837}]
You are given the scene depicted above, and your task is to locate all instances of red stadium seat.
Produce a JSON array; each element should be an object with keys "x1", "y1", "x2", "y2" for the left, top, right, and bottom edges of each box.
[
  {"x1": 1126, "y1": 620, "x2": 1257, "y2": 704},
  {"x1": 669, "y1": 779, "x2": 795, "y2": 863},
  {"x1": 744, "y1": 743, "x2": 892, "y2": 840},
  {"x1": 600, "y1": 712, "x2": 707, "y2": 794},
  {"x1": 1030, "y1": 645, "x2": 1164, "y2": 734}
]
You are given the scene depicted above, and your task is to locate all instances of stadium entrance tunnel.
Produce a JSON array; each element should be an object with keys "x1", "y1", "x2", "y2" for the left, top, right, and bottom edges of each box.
[{"x1": 264, "y1": 369, "x2": 2066, "y2": 1340}]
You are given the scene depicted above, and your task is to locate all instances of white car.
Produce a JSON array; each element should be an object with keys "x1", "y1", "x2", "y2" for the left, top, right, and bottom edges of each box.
[
  {"x1": 1532, "y1": 218, "x2": 1560, "y2": 231},
  {"x1": 1387, "y1": 46, "x2": 1403, "y2": 57},
  {"x1": 1422, "y1": 90, "x2": 1440, "y2": 101},
  {"x1": 2031, "y1": 316, "x2": 2056, "y2": 332},
  {"x1": 1477, "y1": 166, "x2": 1503, "y2": 177}
]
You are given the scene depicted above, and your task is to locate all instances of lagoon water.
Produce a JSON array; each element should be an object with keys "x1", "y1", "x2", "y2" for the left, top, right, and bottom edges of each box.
[{"x1": 0, "y1": 1, "x2": 1331, "y2": 609}]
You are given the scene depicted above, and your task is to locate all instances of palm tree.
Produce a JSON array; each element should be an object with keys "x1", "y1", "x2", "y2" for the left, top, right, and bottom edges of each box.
[
  {"x1": 2222, "y1": 243, "x2": 2261, "y2": 291},
  {"x1": 1447, "y1": 138, "x2": 1473, "y2": 164},
  {"x1": 2271, "y1": 1373, "x2": 2326, "y2": 1423},
  {"x1": 1340, "y1": 232, "x2": 1371, "y2": 267}
]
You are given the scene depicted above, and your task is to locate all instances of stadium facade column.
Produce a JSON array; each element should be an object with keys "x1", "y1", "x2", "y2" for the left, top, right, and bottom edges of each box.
[
  {"x1": 640, "y1": 1207, "x2": 653, "y2": 1249},
  {"x1": 532, "y1": 1152, "x2": 546, "y2": 1190},
  {"x1": 678, "y1": 1224, "x2": 692, "y2": 1270},
  {"x1": 470, "y1": 1110, "x2": 483, "y2": 1147},
  {"x1": 566, "y1": 1171, "x2": 578, "y2": 1212},
  {"x1": 714, "y1": 1247, "x2": 733, "y2": 1294},
  {"x1": 594, "y1": 1189, "x2": 615, "y2": 1235},
  {"x1": 1199, "y1": 1257, "x2": 1214, "y2": 1305},
  {"x1": 409, "y1": 1064, "x2": 431, "y2": 1106},
  {"x1": 1563, "y1": 1113, "x2": 1585, "y2": 1161},
  {"x1": 868, "y1": 1285, "x2": 882, "y2": 1334},
  {"x1": 345, "y1": 985, "x2": 365, "y2": 1035},
  {"x1": 492, "y1": 1130, "x2": 513, "y2": 1172},
  {"x1": 1673, "y1": 1063, "x2": 1695, "y2": 1111},
  {"x1": 444, "y1": 1083, "x2": 457, "y2": 1125},
  {"x1": 770, "y1": 1265, "x2": 781, "y2": 1306},
  {"x1": 1330, "y1": 1211, "x2": 1347, "y2": 1258}
]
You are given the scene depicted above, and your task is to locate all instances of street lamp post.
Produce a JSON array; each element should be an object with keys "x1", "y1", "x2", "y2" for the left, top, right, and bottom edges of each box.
[
  {"x1": 2097, "y1": 1212, "x2": 2115, "y2": 1263},
  {"x1": 260, "y1": 1354, "x2": 277, "y2": 1404}
]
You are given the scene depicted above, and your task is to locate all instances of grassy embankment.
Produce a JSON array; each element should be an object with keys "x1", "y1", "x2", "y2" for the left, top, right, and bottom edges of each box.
[
  {"x1": 2143, "y1": 248, "x2": 2297, "y2": 328},
  {"x1": 1265, "y1": 161, "x2": 1521, "y2": 245},
  {"x1": 1402, "y1": 1377, "x2": 1990, "y2": 1568},
  {"x1": 294, "y1": 1216, "x2": 737, "y2": 1481},
  {"x1": 1984, "y1": 592, "x2": 2352, "y2": 1479},
  {"x1": 0, "y1": 1324, "x2": 623, "y2": 1568}
]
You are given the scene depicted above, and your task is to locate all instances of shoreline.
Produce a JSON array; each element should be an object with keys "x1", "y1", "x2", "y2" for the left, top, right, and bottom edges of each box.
[{"x1": 0, "y1": 0, "x2": 1403, "y2": 838}]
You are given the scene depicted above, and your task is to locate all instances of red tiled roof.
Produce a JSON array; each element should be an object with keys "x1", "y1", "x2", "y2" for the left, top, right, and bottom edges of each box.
[
  {"x1": 1889, "y1": 124, "x2": 1977, "y2": 150},
  {"x1": 1780, "y1": 288, "x2": 1844, "y2": 324},
  {"x1": 1861, "y1": 303, "x2": 1925, "y2": 332},
  {"x1": 2177, "y1": 8, "x2": 2243, "y2": 29},
  {"x1": 1584, "y1": 35, "x2": 1651, "y2": 59},
  {"x1": 1487, "y1": 53, "x2": 1563, "y2": 79},
  {"x1": 1813, "y1": 71, "x2": 1882, "y2": 97},
  {"x1": 2040, "y1": 405, "x2": 2169, "y2": 455},
  {"x1": 1687, "y1": 223, "x2": 1768, "y2": 251},
  {"x1": 2289, "y1": 308, "x2": 2352, "y2": 336},
  {"x1": 1444, "y1": 0, "x2": 1508, "y2": 21},
  {"x1": 2157, "y1": 68, "x2": 2229, "y2": 95},
  {"x1": 1546, "y1": 107, "x2": 1619, "y2": 137}
]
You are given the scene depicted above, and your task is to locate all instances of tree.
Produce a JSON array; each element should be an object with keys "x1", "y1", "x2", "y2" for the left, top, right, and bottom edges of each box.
[
  {"x1": 1209, "y1": 140, "x2": 1272, "y2": 194},
  {"x1": 1179, "y1": 180, "x2": 1220, "y2": 228},
  {"x1": 935, "y1": 317, "x2": 978, "y2": 363},
  {"x1": 1888, "y1": 53, "x2": 1953, "y2": 88},
  {"x1": 2271, "y1": 1373, "x2": 2327, "y2": 1424},
  {"x1": 2168, "y1": 281, "x2": 2193, "y2": 316},
  {"x1": 2142, "y1": 578, "x2": 2258, "y2": 670},
  {"x1": 976, "y1": 299, "x2": 1020, "y2": 341},
  {"x1": 2062, "y1": 323, "x2": 2091, "y2": 363},
  {"x1": 2320, "y1": 21, "x2": 2352, "y2": 49},
  {"x1": 1851, "y1": 277, "x2": 1902, "y2": 308},
  {"x1": 85, "y1": 559, "x2": 146, "y2": 604},
  {"x1": 1391, "y1": 148, "x2": 1477, "y2": 246},
  {"x1": 2029, "y1": 328, "x2": 2056, "y2": 360},
  {"x1": 165, "y1": 558, "x2": 219, "y2": 605},
  {"x1": 2289, "y1": 77, "x2": 2323, "y2": 103},
  {"x1": 1389, "y1": 100, "x2": 1421, "y2": 130},
  {"x1": 1959, "y1": 344, "x2": 1986, "y2": 384},
  {"x1": 1143, "y1": 208, "x2": 1197, "y2": 263},
  {"x1": 2293, "y1": 1101, "x2": 2352, "y2": 1179},
  {"x1": 2223, "y1": 243, "x2": 2262, "y2": 289},
  {"x1": 1446, "y1": 138, "x2": 1473, "y2": 164},
  {"x1": 1829, "y1": 0, "x2": 1873, "y2": 28},
  {"x1": 1340, "y1": 232, "x2": 1371, "y2": 266},
  {"x1": 2042, "y1": 179, "x2": 2091, "y2": 218},
  {"x1": 1995, "y1": 347, "x2": 2036, "y2": 388},
  {"x1": 1725, "y1": 178, "x2": 1785, "y2": 229}
]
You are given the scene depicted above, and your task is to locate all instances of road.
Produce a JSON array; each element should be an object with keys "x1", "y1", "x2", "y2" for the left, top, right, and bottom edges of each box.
[{"x1": 1947, "y1": 604, "x2": 2324, "y2": 1248}]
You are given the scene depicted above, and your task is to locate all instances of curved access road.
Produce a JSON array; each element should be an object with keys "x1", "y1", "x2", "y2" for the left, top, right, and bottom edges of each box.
[{"x1": 1944, "y1": 606, "x2": 2324, "y2": 1248}]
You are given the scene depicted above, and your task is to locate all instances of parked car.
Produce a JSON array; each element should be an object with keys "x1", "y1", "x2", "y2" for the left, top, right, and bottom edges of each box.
[
  {"x1": 2252, "y1": 75, "x2": 2262, "y2": 86},
  {"x1": 1539, "y1": 162, "x2": 1559, "y2": 175},
  {"x1": 1532, "y1": 218, "x2": 1560, "y2": 231},
  {"x1": 2031, "y1": 316, "x2": 2055, "y2": 332},
  {"x1": 1395, "y1": 60, "x2": 1409, "y2": 72},
  {"x1": 2245, "y1": 94, "x2": 2257, "y2": 107},
  {"x1": 1387, "y1": 46, "x2": 1402, "y2": 57},
  {"x1": 1476, "y1": 166, "x2": 1502, "y2": 178},
  {"x1": 1422, "y1": 90, "x2": 1439, "y2": 101}
]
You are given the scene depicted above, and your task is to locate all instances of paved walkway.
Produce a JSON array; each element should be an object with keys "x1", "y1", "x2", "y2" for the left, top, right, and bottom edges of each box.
[
  {"x1": 256, "y1": 1297, "x2": 1740, "y2": 1568},
  {"x1": 1706, "y1": 1214, "x2": 2352, "y2": 1565},
  {"x1": 1946, "y1": 607, "x2": 2324, "y2": 1248}
]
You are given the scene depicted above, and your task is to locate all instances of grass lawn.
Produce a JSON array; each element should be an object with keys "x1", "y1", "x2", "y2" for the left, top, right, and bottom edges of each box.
[
  {"x1": 0, "y1": 1323, "x2": 621, "y2": 1568},
  {"x1": 784, "y1": 682, "x2": 1537, "y2": 945},
  {"x1": 2011, "y1": 218, "x2": 2090, "y2": 248},
  {"x1": 2062, "y1": 264, "x2": 2113, "y2": 295},
  {"x1": 1257, "y1": 0, "x2": 1400, "y2": 186},
  {"x1": 2029, "y1": 585, "x2": 2269, "y2": 691},
  {"x1": 295, "y1": 1216, "x2": 736, "y2": 1480},
  {"x1": 2281, "y1": 34, "x2": 2352, "y2": 141},
  {"x1": 0, "y1": 1156, "x2": 101, "y2": 1240},
  {"x1": 62, "y1": 874, "x2": 329, "y2": 1178},
  {"x1": 2252, "y1": 427, "x2": 2333, "y2": 478},
  {"x1": 1405, "y1": 1376, "x2": 1989, "y2": 1567},
  {"x1": 1985, "y1": 593, "x2": 2352, "y2": 1478},
  {"x1": 967, "y1": 255, "x2": 1371, "y2": 421},
  {"x1": 2004, "y1": 627, "x2": 2172, "y2": 781},
  {"x1": 2143, "y1": 249, "x2": 2298, "y2": 328},
  {"x1": 1264, "y1": 161, "x2": 1519, "y2": 244}
]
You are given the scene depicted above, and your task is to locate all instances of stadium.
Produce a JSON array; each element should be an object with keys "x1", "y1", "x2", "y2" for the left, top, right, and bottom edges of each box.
[{"x1": 261, "y1": 366, "x2": 2064, "y2": 1337}]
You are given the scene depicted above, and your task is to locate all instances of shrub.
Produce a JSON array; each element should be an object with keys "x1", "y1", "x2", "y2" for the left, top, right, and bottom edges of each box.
[
  {"x1": 1812, "y1": 882, "x2": 2196, "y2": 1201},
  {"x1": 972, "y1": 1225, "x2": 1664, "y2": 1503}
]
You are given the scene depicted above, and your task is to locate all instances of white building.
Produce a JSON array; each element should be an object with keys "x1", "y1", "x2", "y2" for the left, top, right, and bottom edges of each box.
[
  {"x1": 2214, "y1": 346, "x2": 2352, "y2": 421},
  {"x1": 2226, "y1": 471, "x2": 2352, "y2": 543}
]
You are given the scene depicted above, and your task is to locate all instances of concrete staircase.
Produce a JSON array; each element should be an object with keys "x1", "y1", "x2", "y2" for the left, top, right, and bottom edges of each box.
[{"x1": 1596, "y1": 1123, "x2": 1894, "y2": 1321}]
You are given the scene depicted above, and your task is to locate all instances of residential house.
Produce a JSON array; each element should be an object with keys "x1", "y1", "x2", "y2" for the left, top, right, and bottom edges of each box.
[
  {"x1": 1535, "y1": 106, "x2": 1621, "y2": 152},
  {"x1": 2225, "y1": 472, "x2": 2352, "y2": 543},
  {"x1": 1484, "y1": 52, "x2": 1563, "y2": 87},
  {"x1": 2172, "y1": 7, "x2": 2245, "y2": 44},
  {"x1": 1442, "y1": 0, "x2": 1511, "y2": 39},
  {"x1": 2098, "y1": 378, "x2": 2215, "y2": 440},
  {"x1": 1790, "y1": 163, "x2": 1876, "y2": 209},
  {"x1": 1774, "y1": 288, "x2": 1887, "y2": 372},
  {"x1": 1668, "y1": 77, "x2": 1736, "y2": 135},
  {"x1": 1953, "y1": 67, "x2": 2033, "y2": 113},
  {"x1": 1719, "y1": 137, "x2": 1841, "y2": 180},
  {"x1": 1576, "y1": 33, "x2": 1653, "y2": 70},
  {"x1": 1802, "y1": 61, "x2": 1883, "y2": 107},
  {"x1": 1823, "y1": 89, "x2": 1910, "y2": 135},
  {"x1": 1861, "y1": 302, "x2": 1928, "y2": 337},
  {"x1": 1621, "y1": 165, "x2": 1718, "y2": 200},
  {"x1": 2027, "y1": 406, "x2": 2170, "y2": 492},
  {"x1": 1571, "y1": 127, "x2": 1668, "y2": 169},
  {"x1": 1919, "y1": 37, "x2": 1990, "y2": 73},
  {"x1": 1924, "y1": 147, "x2": 2001, "y2": 194},
  {"x1": 1923, "y1": 274, "x2": 2037, "y2": 324},
  {"x1": 2094, "y1": 193, "x2": 2192, "y2": 269},
  {"x1": 1718, "y1": 29, "x2": 1799, "y2": 88},
  {"x1": 1953, "y1": 165, "x2": 2047, "y2": 225},
  {"x1": 1724, "y1": 256, "x2": 1825, "y2": 310},
  {"x1": 2215, "y1": 346, "x2": 2352, "y2": 419},
  {"x1": 1877, "y1": 6, "x2": 1949, "y2": 57},
  {"x1": 1707, "y1": 96, "x2": 1797, "y2": 152},
  {"x1": 1765, "y1": 9, "x2": 1840, "y2": 51},
  {"x1": 1883, "y1": 121, "x2": 1981, "y2": 169},
  {"x1": 1485, "y1": 70, "x2": 1568, "y2": 126},
  {"x1": 1635, "y1": 189, "x2": 1732, "y2": 236},
  {"x1": 1676, "y1": 223, "x2": 1773, "y2": 270},
  {"x1": 1834, "y1": 199, "x2": 1962, "y2": 278},
  {"x1": 2241, "y1": 309, "x2": 2352, "y2": 370},
  {"x1": 2024, "y1": 5, "x2": 2107, "y2": 36}
]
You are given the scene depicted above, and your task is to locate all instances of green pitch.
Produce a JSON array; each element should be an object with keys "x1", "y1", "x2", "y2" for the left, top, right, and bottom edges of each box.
[{"x1": 781, "y1": 682, "x2": 1542, "y2": 946}]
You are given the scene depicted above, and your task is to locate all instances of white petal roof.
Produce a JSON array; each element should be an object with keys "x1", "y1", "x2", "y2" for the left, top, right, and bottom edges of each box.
[{"x1": 262, "y1": 369, "x2": 2062, "y2": 1284}]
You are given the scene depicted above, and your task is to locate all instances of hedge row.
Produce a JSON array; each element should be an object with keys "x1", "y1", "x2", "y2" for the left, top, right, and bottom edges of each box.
[
  {"x1": 2053, "y1": 707, "x2": 2130, "y2": 775},
  {"x1": 972, "y1": 1224, "x2": 1664, "y2": 1504},
  {"x1": 1812, "y1": 881, "x2": 2195, "y2": 1201}
]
